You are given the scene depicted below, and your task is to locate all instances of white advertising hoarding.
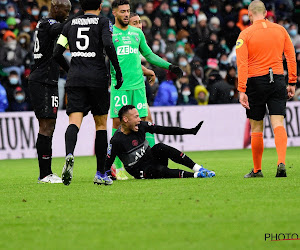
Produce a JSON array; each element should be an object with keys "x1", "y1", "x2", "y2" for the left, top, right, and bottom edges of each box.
[{"x1": 0, "y1": 102, "x2": 299, "y2": 160}]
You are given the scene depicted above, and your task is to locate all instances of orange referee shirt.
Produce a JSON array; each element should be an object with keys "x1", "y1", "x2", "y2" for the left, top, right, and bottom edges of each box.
[{"x1": 236, "y1": 19, "x2": 297, "y2": 92}]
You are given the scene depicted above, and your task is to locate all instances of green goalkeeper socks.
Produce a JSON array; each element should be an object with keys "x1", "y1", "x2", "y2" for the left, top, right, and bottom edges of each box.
[
  {"x1": 146, "y1": 132, "x2": 155, "y2": 147},
  {"x1": 112, "y1": 128, "x2": 123, "y2": 170}
]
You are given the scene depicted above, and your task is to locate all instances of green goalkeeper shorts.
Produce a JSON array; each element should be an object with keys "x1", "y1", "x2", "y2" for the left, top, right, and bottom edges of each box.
[{"x1": 110, "y1": 88, "x2": 148, "y2": 118}]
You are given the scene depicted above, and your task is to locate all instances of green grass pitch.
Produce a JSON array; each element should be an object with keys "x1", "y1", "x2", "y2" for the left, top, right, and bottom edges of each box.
[{"x1": 1, "y1": 147, "x2": 300, "y2": 249}]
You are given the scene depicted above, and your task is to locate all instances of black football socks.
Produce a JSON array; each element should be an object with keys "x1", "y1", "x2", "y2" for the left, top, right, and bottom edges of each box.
[
  {"x1": 36, "y1": 133, "x2": 53, "y2": 179},
  {"x1": 95, "y1": 130, "x2": 108, "y2": 174},
  {"x1": 65, "y1": 124, "x2": 79, "y2": 156}
]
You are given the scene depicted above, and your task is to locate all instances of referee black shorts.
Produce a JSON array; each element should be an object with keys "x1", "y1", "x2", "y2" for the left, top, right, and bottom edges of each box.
[
  {"x1": 245, "y1": 74, "x2": 287, "y2": 121},
  {"x1": 29, "y1": 81, "x2": 58, "y2": 119},
  {"x1": 66, "y1": 86, "x2": 109, "y2": 116}
]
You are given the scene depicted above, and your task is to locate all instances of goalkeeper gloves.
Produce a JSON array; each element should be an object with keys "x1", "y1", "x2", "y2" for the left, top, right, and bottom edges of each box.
[
  {"x1": 115, "y1": 70, "x2": 123, "y2": 90},
  {"x1": 169, "y1": 65, "x2": 183, "y2": 78}
]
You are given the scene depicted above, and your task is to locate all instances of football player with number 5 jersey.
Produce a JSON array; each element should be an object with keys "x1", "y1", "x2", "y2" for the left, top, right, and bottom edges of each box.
[{"x1": 54, "y1": 0, "x2": 123, "y2": 185}]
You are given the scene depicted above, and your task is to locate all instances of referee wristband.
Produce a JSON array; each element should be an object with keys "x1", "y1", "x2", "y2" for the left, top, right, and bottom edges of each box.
[{"x1": 288, "y1": 83, "x2": 296, "y2": 86}]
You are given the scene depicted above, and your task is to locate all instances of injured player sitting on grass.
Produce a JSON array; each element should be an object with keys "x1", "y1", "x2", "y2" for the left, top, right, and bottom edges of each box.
[{"x1": 96, "y1": 105, "x2": 215, "y2": 185}]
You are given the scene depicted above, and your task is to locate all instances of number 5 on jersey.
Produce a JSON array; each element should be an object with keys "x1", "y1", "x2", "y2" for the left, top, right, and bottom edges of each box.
[{"x1": 76, "y1": 27, "x2": 90, "y2": 50}]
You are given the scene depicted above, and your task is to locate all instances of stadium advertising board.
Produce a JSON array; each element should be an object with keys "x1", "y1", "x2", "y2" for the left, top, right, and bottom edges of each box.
[{"x1": 0, "y1": 102, "x2": 299, "y2": 160}]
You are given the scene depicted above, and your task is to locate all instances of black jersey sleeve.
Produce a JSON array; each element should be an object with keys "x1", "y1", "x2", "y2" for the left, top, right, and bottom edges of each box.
[
  {"x1": 142, "y1": 121, "x2": 204, "y2": 135},
  {"x1": 48, "y1": 19, "x2": 64, "y2": 37},
  {"x1": 100, "y1": 18, "x2": 121, "y2": 73},
  {"x1": 49, "y1": 10, "x2": 85, "y2": 37}
]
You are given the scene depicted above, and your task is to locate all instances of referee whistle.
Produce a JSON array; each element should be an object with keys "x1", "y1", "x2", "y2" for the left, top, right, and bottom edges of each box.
[{"x1": 269, "y1": 68, "x2": 274, "y2": 83}]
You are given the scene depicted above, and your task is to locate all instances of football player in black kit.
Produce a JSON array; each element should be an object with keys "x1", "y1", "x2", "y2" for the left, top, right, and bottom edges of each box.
[
  {"x1": 53, "y1": 0, "x2": 123, "y2": 185},
  {"x1": 29, "y1": 0, "x2": 78, "y2": 183},
  {"x1": 102, "y1": 105, "x2": 215, "y2": 184}
]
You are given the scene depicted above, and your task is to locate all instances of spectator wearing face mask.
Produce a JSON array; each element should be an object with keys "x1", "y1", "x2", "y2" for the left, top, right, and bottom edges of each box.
[
  {"x1": 0, "y1": 80, "x2": 8, "y2": 112},
  {"x1": 186, "y1": 6, "x2": 197, "y2": 29},
  {"x1": 175, "y1": 41, "x2": 186, "y2": 58},
  {"x1": 0, "y1": 30, "x2": 24, "y2": 78},
  {"x1": 288, "y1": 23, "x2": 300, "y2": 48},
  {"x1": 20, "y1": 19, "x2": 32, "y2": 36},
  {"x1": 177, "y1": 84, "x2": 197, "y2": 105},
  {"x1": 9, "y1": 86, "x2": 30, "y2": 111},
  {"x1": 39, "y1": 5, "x2": 49, "y2": 18},
  {"x1": 153, "y1": 32, "x2": 166, "y2": 53},
  {"x1": 190, "y1": 0, "x2": 201, "y2": 17},
  {"x1": 237, "y1": 8, "x2": 250, "y2": 31},
  {"x1": 208, "y1": 16, "x2": 221, "y2": 35},
  {"x1": 165, "y1": 50, "x2": 175, "y2": 64},
  {"x1": 194, "y1": 85, "x2": 209, "y2": 105},
  {"x1": 204, "y1": 0, "x2": 224, "y2": 26},
  {"x1": 6, "y1": 3, "x2": 17, "y2": 18},
  {"x1": 30, "y1": 4, "x2": 40, "y2": 28},
  {"x1": 151, "y1": 39, "x2": 162, "y2": 55},
  {"x1": 17, "y1": 32, "x2": 33, "y2": 69},
  {"x1": 178, "y1": 56, "x2": 191, "y2": 76},
  {"x1": 166, "y1": 28, "x2": 177, "y2": 52},
  {"x1": 2, "y1": 70, "x2": 20, "y2": 109}
]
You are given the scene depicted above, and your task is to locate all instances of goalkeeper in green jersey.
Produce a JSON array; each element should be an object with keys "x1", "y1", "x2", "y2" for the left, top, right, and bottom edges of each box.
[{"x1": 110, "y1": 0, "x2": 183, "y2": 180}]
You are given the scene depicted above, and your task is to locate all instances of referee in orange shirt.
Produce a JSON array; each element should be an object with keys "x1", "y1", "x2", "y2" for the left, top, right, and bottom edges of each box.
[{"x1": 236, "y1": 0, "x2": 297, "y2": 178}]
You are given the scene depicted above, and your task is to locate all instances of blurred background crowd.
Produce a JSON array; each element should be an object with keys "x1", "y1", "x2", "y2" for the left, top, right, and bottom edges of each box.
[{"x1": 0, "y1": 0, "x2": 300, "y2": 112}]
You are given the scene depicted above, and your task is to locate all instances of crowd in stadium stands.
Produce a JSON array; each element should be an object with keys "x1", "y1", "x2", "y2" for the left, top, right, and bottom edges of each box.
[{"x1": 0, "y1": 0, "x2": 300, "y2": 112}]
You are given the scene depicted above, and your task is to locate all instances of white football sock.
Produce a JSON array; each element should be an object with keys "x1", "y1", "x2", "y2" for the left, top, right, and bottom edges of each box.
[{"x1": 192, "y1": 163, "x2": 203, "y2": 172}]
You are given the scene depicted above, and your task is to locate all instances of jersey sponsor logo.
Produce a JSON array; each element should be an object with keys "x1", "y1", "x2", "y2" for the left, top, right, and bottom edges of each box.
[
  {"x1": 236, "y1": 39, "x2": 244, "y2": 49},
  {"x1": 117, "y1": 45, "x2": 139, "y2": 55},
  {"x1": 71, "y1": 51, "x2": 96, "y2": 57},
  {"x1": 123, "y1": 41, "x2": 131, "y2": 44},
  {"x1": 136, "y1": 102, "x2": 147, "y2": 110},
  {"x1": 122, "y1": 36, "x2": 130, "y2": 41},
  {"x1": 34, "y1": 53, "x2": 43, "y2": 59},
  {"x1": 128, "y1": 31, "x2": 139, "y2": 36},
  {"x1": 48, "y1": 19, "x2": 57, "y2": 25},
  {"x1": 135, "y1": 146, "x2": 146, "y2": 162},
  {"x1": 132, "y1": 140, "x2": 138, "y2": 147},
  {"x1": 71, "y1": 17, "x2": 99, "y2": 25}
]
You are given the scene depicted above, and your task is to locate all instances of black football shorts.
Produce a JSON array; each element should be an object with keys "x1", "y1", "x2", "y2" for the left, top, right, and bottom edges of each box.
[
  {"x1": 245, "y1": 74, "x2": 287, "y2": 121},
  {"x1": 65, "y1": 86, "x2": 109, "y2": 116},
  {"x1": 29, "y1": 81, "x2": 59, "y2": 119}
]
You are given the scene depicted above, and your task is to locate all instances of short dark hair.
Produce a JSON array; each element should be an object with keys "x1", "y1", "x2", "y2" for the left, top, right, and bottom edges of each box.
[
  {"x1": 118, "y1": 105, "x2": 136, "y2": 121},
  {"x1": 112, "y1": 0, "x2": 130, "y2": 10},
  {"x1": 80, "y1": 0, "x2": 102, "y2": 11},
  {"x1": 130, "y1": 12, "x2": 138, "y2": 18}
]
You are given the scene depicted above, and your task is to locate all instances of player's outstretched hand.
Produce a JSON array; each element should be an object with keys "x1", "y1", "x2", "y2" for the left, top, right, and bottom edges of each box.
[
  {"x1": 191, "y1": 121, "x2": 204, "y2": 135},
  {"x1": 115, "y1": 70, "x2": 123, "y2": 90},
  {"x1": 169, "y1": 65, "x2": 183, "y2": 79}
]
